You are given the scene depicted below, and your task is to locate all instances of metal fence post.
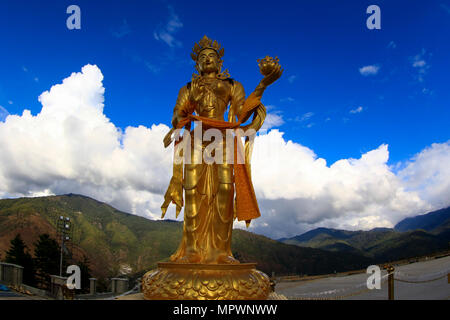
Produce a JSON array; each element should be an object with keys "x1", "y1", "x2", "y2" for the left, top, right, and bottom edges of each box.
[{"x1": 387, "y1": 266, "x2": 395, "y2": 300}]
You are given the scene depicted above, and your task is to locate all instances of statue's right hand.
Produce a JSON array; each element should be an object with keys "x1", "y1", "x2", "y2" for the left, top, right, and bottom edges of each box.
[{"x1": 190, "y1": 78, "x2": 205, "y2": 102}]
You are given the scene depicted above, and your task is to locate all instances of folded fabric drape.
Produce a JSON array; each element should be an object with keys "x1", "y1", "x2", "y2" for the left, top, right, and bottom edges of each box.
[{"x1": 161, "y1": 92, "x2": 263, "y2": 225}]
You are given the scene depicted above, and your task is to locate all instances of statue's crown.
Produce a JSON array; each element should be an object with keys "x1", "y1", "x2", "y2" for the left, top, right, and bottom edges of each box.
[{"x1": 191, "y1": 35, "x2": 224, "y2": 61}]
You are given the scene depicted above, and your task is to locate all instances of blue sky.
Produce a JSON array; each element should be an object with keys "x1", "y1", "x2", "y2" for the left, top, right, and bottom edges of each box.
[
  {"x1": 0, "y1": 1, "x2": 449, "y2": 237},
  {"x1": 1, "y1": 0, "x2": 448, "y2": 164}
]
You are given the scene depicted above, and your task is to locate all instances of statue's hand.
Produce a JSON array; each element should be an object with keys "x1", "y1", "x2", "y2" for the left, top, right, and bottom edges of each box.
[
  {"x1": 253, "y1": 57, "x2": 283, "y2": 98},
  {"x1": 190, "y1": 77, "x2": 205, "y2": 103},
  {"x1": 260, "y1": 63, "x2": 283, "y2": 88}
]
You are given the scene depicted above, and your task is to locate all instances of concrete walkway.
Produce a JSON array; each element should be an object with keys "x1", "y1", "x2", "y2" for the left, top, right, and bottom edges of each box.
[{"x1": 275, "y1": 255, "x2": 450, "y2": 300}]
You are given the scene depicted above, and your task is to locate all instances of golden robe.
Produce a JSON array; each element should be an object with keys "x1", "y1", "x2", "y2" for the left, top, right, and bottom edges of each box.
[{"x1": 161, "y1": 76, "x2": 266, "y2": 264}]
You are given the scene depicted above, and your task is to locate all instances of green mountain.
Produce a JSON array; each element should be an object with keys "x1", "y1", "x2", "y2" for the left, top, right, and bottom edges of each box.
[
  {"x1": 279, "y1": 208, "x2": 450, "y2": 262},
  {"x1": 394, "y1": 207, "x2": 450, "y2": 232},
  {"x1": 0, "y1": 194, "x2": 372, "y2": 280}
]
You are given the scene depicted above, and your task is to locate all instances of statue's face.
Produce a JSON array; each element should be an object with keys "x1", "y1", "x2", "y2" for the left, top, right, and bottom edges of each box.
[{"x1": 197, "y1": 48, "x2": 220, "y2": 74}]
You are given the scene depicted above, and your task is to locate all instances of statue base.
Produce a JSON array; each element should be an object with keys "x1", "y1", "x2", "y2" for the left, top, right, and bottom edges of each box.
[{"x1": 142, "y1": 262, "x2": 271, "y2": 300}]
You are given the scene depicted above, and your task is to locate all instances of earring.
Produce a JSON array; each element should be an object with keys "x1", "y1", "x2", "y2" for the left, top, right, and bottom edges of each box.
[{"x1": 216, "y1": 61, "x2": 230, "y2": 80}]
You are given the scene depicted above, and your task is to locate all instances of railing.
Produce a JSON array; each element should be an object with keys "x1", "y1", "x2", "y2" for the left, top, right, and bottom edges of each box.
[
  {"x1": 277, "y1": 251, "x2": 450, "y2": 284},
  {"x1": 0, "y1": 262, "x2": 23, "y2": 286},
  {"x1": 284, "y1": 267, "x2": 450, "y2": 300}
]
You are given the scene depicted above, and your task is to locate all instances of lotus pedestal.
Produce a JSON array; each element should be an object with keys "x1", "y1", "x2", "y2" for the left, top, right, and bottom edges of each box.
[{"x1": 142, "y1": 262, "x2": 270, "y2": 300}]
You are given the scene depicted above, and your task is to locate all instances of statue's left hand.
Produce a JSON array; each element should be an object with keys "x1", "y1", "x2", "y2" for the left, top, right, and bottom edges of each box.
[{"x1": 253, "y1": 62, "x2": 283, "y2": 98}]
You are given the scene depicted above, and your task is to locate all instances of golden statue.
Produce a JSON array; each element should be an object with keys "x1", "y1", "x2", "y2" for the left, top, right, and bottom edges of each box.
[{"x1": 142, "y1": 36, "x2": 282, "y2": 300}]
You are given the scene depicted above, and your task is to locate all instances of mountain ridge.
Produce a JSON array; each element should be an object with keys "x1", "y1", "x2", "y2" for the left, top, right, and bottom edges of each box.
[
  {"x1": 394, "y1": 207, "x2": 450, "y2": 232},
  {"x1": 0, "y1": 194, "x2": 373, "y2": 280},
  {"x1": 278, "y1": 207, "x2": 450, "y2": 261}
]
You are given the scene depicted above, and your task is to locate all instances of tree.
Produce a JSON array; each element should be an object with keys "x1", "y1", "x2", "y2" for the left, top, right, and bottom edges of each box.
[
  {"x1": 33, "y1": 234, "x2": 62, "y2": 288},
  {"x1": 5, "y1": 234, "x2": 36, "y2": 286}
]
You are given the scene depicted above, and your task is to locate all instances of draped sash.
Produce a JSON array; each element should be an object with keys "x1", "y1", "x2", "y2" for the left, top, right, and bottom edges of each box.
[{"x1": 161, "y1": 93, "x2": 263, "y2": 225}]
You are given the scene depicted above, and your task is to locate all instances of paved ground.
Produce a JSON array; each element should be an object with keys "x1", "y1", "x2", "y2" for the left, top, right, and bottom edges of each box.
[
  {"x1": 275, "y1": 255, "x2": 450, "y2": 300},
  {"x1": 1, "y1": 256, "x2": 448, "y2": 300},
  {"x1": 0, "y1": 292, "x2": 24, "y2": 299},
  {"x1": 0, "y1": 286, "x2": 52, "y2": 300},
  {"x1": 0, "y1": 291, "x2": 38, "y2": 300}
]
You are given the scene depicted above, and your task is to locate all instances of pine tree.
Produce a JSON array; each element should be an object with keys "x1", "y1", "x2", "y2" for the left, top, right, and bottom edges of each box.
[
  {"x1": 33, "y1": 234, "x2": 62, "y2": 289},
  {"x1": 5, "y1": 234, "x2": 36, "y2": 286}
]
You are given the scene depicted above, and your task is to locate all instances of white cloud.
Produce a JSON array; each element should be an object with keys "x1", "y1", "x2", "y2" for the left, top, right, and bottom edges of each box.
[
  {"x1": 441, "y1": 4, "x2": 450, "y2": 14},
  {"x1": 0, "y1": 64, "x2": 448, "y2": 240},
  {"x1": 0, "y1": 105, "x2": 9, "y2": 122},
  {"x1": 112, "y1": 19, "x2": 131, "y2": 38},
  {"x1": 411, "y1": 49, "x2": 430, "y2": 82},
  {"x1": 243, "y1": 136, "x2": 441, "y2": 238},
  {"x1": 300, "y1": 112, "x2": 314, "y2": 121},
  {"x1": 422, "y1": 88, "x2": 433, "y2": 95},
  {"x1": 398, "y1": 141, "x2": 450, "y2": 209},
  {"x1": 288, "y1": 75, "x2": 297, "y2": 83},
  {"x1": 350, "y1": 106, "x2": 363, "y2": 114},
  {"x1": 0, "y1": 65, "x2": 173, "y2": 219},
  {"x1": 359, "y1": 65, "x2": 380, "y2": 76},
  {"x1": 153, "y1": 6, "x2": 183, "y2": 48},
  {"x1": 145, "y1": 61, "x2": 161, "y2": 74},
  {"x1": 413, "y1": 60, "x2": 426, "y2": 68},
  {"x1": 260, "y1": 113, "x2": 284, "y2": 131},
  {"x1": 387, "y1": 41, "x2": 397, "y2": 49},
  {"x1": 280, "y1": 97, "x2": 294, "y2": 103}
]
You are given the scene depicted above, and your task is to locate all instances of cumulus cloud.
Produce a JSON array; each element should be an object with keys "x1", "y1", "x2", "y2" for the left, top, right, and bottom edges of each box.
[
  {"x1": 359, "y1": 65, "x2": 380, "y2": 76},
  {"x1": 0, "y1": 64, "x2": 448, "y2": 239},
  {"x1": 0, "y1": 65, "x2": 173, "y2": 219},
  {"x1": 243, "y1": 134, "x2": 440, "y2": 238},
  {"x1": 260, "y1": 113, "x2": 284, "y2": 131},
  {"x1": 153, "y1": 6, "x2": 183, "y2": 48},
  {"x1": 398, "y1": 141, "x2": 450, "y2": 209}
]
